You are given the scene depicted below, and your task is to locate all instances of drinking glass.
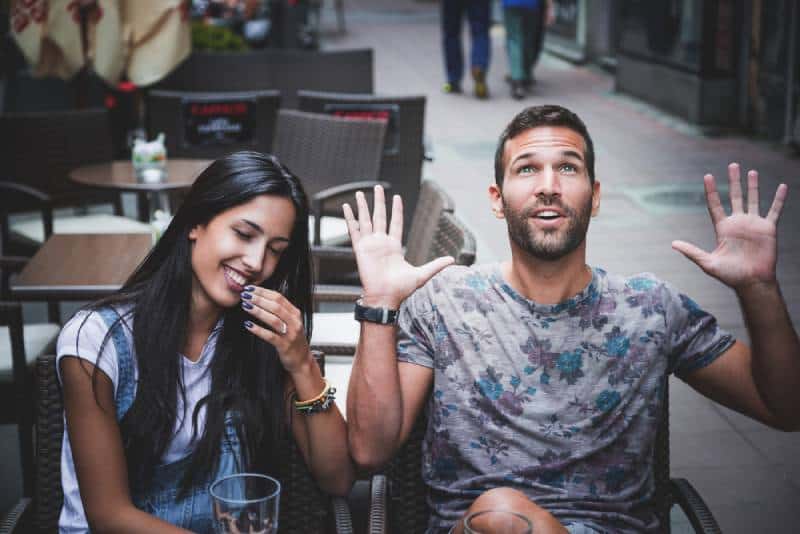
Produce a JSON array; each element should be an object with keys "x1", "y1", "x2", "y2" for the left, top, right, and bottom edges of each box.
[
  {"x1": 463, "y1": 510, "x2": 533, "y2": 534},
  {"x1": 210, "y1": 473, "x2": 280, "y2": 534}
]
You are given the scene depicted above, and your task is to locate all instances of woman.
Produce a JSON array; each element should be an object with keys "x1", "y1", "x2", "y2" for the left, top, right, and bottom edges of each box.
[{"x1": 57, "y1": 151, "x2": 353, "y2": 533}]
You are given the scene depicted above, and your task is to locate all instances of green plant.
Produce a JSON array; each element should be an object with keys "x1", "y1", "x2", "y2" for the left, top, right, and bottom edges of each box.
[{"x1": 191, "y1": 21, "x2": 249, "y2": 52}]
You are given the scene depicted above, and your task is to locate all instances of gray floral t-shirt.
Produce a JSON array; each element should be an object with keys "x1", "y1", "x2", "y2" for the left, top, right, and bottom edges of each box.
[{"x1": 396, "y1": 264, "x2": 734, "y2": 533}]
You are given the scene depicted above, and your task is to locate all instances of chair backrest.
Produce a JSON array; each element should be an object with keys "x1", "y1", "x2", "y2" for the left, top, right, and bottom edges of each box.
[
  {"x1": 271, "y1": 109, "x2": 387, "y2": 199},
  {"x1": 0, "y1": 109, "x2": 117, "y2": 211},
  {"x1": 146, "y1": 89, "x2": 282, "y2": 159},
  {"x1": 386, "y1": 377, "x2": 675, "y2": 533},
  {"x1": 31, "y1": 352, "x2": 332, "y2": 533},
  {"x1": 404, "y1": 180, "x2": 456, "y2": 267},
  {"x1": 153, "y1": 49, "x2": 374, "y2": 108},
  {"x1": 297, "y1": 91, "x2": 426, "y2": 235},
  {"x1": 427, "y1": 211, "x2": 476, "y2": 267}
]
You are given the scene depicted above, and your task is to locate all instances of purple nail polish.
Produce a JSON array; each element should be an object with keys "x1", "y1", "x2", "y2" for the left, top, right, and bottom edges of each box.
[
  {"x1": 242, "y1": 301, "x2": 253, "y2": 310},
  {"x1": 244, "y1": 285, "x2": 255, "y2": 292},
  {"x1": 244, "y1": 320, "x2": 254, "y2": 329},
  {"x1": 241, "y1": 292, "x2": 252, "y2": 300}
]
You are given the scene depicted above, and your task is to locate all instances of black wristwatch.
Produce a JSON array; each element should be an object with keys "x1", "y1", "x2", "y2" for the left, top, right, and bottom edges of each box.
[{"x1": 354, "y1": 298, "x2": 399, "y2": 325}]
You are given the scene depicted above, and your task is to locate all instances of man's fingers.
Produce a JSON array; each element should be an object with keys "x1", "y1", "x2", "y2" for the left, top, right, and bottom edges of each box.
[
  {"x1": 388, "y1": 194, "x2": 404, "y2": 242},
  {"x1": 704, "y1": 174, "x2": 725, "y2": 226},
  {"x1": 671, "y1": 240, "x2": 709, "y2": 269},
  {"x1": 746, "y1": 169, "x2": 760, "y2": 215},
  {"x1": 416, "y1": 256, "x2": 455, "y2": 286},
  {"x1": 728, "y1": 162, "x2": 744, "y2": 213},
  {"x1": 766, "y1": 183, "x2": 788, "y2": 225},
  {"x1": 342, "y1": 203, "x2": 361, "y2": 243},
  {"x1": 372, "y1": 185, "x2": 387, "y2": 234},
  {"x1": 356, "y1": 190, "x2": 373, "y2": 234}
]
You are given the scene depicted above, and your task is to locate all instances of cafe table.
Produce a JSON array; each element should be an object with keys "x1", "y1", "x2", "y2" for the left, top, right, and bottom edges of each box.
[
  {"x1": 10, "y1": 233, "x2": 152, "y2": 301},
  {"x1": 69, "y1": 159, "x2": 212, "y2": 223}
]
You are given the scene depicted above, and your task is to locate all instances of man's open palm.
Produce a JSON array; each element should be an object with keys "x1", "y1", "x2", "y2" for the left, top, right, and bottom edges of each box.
[
  {"x1": 672, "y1": 163, "x2": 788, "y2": 290},
  {"x1": 343, "y1": 186, "x2": 454, "y2": 305}
]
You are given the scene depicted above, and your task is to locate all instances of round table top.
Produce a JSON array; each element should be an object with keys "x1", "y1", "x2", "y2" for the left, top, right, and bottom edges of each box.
[{"x1": 69, "y1": 159, "x2": 213, "y2": 192}]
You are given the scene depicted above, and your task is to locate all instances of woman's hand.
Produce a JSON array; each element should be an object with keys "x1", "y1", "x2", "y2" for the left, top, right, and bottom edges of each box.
[
  {"x1": 343, "y1": 185, "x2": 454, "y2": 308},
  {"x1": 241, "y1": 286, "x2": 311, "y2": 373}
]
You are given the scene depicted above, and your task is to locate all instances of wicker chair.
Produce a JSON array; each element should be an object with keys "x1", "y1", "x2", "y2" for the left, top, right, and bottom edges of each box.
[
  {"x1": 365, "y1": 380, "x2": 722, "y2": 534},
  {"x1": 153, "y1": 48, "x2": 373, "y2": 109},
  {"x1": 311, "y1": 209, "x2": 475, "y2": 358},
  {"x1": 0, "y1": 109, "x2": 151, "y2": 254},
  {"x1": 272, "y1": 109, "x2": 388, "y2": 247},
  {"x1": 146, "y1": 89, "x2": 282, "y2": 159},
  {"x1": 297, "y1": 91, "x2": 427, "y2": 236},
  {"x1": 0, "y1": 352, "x2": 354, "y2": 534},
  {"x1": 0, "y1": 299, "x2": 59, "y2": 500}
]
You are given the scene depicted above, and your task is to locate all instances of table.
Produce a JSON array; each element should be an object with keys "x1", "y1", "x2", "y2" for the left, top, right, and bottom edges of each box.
[
  {"x1": 69, "y1": 159, "x2": 212, "y2": 222},
  {"x1": 10, "y1": 234, "x2": 152, "y2": 301}
]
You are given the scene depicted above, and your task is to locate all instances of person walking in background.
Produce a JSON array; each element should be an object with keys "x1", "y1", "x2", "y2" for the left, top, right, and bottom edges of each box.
[
  {"x1": 503, "y1": 0, "x2": 553, "y2": 99},
  {"x1": 441, "y1": 0, "x2": 491, "y2": 99}
]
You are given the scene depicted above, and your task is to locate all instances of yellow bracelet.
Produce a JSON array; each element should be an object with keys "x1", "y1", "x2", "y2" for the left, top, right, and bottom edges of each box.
[{"x1": 293, "y1": 378, "x2": 331, "y2": 407}]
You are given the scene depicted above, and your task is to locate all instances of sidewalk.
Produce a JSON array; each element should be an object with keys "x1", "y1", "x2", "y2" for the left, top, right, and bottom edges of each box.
[{"x1": 324, "y1": 2, "x2": 800, "y2": 532}]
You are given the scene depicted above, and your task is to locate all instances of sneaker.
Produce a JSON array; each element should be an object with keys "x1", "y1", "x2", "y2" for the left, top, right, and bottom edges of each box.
[
  {"x1": 443, "y1": 82, "x2": 462, "y2": 94},
  {"x1": 511, "y1": 81, "x2": 525, "y2": 100},
  {"x1": 471, "y1": 67, "x2": 488, "y2": 99}
]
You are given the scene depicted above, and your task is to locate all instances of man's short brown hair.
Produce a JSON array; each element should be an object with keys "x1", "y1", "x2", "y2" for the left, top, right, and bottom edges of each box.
[{"x1": 494, "y1": 105, "x2": 595, "y2": 188}]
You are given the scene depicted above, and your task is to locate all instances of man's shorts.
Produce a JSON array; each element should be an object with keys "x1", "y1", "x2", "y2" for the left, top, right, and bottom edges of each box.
[{"x1": 446, "y1": 521, "x2": 603, "y2": 533}]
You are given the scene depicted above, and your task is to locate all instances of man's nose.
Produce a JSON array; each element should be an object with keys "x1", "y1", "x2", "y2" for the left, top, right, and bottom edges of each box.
[{"x1": 534, "y1": 166, "x2": 562, "y2": 197}]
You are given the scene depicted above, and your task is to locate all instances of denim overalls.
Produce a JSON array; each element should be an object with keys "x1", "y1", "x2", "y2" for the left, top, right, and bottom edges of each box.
[{"x1": 99, "y1": 309, "x2": 242, "y2": 533}]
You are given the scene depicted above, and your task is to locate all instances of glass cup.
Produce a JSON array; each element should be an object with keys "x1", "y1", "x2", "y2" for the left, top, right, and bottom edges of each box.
[
  {"x1": 463, "y1": 510, "x2": 533, "y2": 534},
  {"x1": 210, "y1": 473, "x2": 281, "y2": 534}
]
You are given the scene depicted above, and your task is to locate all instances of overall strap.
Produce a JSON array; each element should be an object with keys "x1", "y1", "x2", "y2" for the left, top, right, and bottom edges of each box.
[{"x1": 97, "y1": 307, "x2": 136, "y2": 420}]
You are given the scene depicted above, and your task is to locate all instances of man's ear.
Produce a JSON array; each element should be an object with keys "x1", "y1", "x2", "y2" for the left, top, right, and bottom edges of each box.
[
  {"x1": 488, "y1": 184, "x2": 505, "y2": 219},
  {"x1": 591, "y1": 180, "x2": 601, "y2": 216}
]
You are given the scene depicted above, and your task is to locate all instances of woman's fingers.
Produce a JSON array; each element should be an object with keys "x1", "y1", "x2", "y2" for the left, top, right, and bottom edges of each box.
[{"x1": 241, "y1": 288, "x2": 301, "y2": 337}]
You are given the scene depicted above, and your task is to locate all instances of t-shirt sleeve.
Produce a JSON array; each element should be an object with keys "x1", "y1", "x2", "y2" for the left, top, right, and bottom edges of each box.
[
  {"x1": 661, "y1": 281, "x2": 735, "y2": 379},
  {"x1": 396, "y1": 284, "x2": 437, "y2": 369},
  {"x1": 56, "y1": 310, "x2": 120, "y2": 393}
]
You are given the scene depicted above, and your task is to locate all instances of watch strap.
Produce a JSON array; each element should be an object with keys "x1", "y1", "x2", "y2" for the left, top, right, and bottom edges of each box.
[{"x1": 354, "y1": 298, "x2": 399, "y2": 325}]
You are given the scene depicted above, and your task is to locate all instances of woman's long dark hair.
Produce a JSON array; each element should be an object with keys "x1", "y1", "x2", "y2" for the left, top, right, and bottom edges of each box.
[{"x1": 81, "y1": 151, "x2": 313, "y2": 494}]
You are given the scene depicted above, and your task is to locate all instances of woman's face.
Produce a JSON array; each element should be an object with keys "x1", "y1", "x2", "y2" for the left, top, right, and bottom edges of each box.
[{"x1": 189, "y1": 194, "x2": 297, "y2": 311}]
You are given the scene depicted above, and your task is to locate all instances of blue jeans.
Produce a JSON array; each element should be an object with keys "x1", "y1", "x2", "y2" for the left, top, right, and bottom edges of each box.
[
  {"x1": 99, "y1": 308, "x2": 244, "y2": 534},
  {"x1": 503, "y1": 7, "x2": 540, "y2": 82},
  {"x1": 441, "y1": 0, "x2": 491, "y2": 84}
]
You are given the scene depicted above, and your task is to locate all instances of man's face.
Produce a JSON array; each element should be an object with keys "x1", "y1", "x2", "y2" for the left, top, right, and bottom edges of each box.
[{"x1": 489, "y1": 126, "x2": 600, "y2": 261}]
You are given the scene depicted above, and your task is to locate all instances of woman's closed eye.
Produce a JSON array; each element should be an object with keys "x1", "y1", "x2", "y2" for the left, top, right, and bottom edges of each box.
[{"x1": 234, "y1": 228, "x2": 254, "y2": 241}]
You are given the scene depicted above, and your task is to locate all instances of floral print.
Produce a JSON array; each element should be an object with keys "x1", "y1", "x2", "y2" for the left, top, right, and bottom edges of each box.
[{"x1": 398, "y1": 264, "x2": 733, "y2": 533}]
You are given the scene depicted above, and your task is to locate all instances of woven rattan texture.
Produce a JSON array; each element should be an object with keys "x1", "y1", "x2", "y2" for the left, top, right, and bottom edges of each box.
[
  {"x1": 297, "y1": 91, "x2": 427, "y2": 231},
  {"x1": 272, "y1": 110, "x2": 386, "y2": 199},
  {"x1": 429, "y1": 211, "x2": 477, "y2": 267}
]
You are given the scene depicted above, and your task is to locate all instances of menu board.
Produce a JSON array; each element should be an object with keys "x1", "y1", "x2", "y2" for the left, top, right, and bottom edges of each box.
[
  {"x1": 323, "y1": 103, "x2": 400, "y2": 155},
  {"x1": 182, "y1": 98, "x2": 256, "y2": 147}
]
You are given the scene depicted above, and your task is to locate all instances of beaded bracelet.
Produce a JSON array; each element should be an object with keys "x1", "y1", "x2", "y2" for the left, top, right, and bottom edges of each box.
[{"x1": 293, "y1": 379, "x2": 337, "y2": 415}]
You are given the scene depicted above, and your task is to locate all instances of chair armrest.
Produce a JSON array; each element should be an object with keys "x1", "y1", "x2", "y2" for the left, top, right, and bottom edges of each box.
[
  {"x1": 0, "y1": 181, "x2": 52, "y2": 204},
  {"x1": 0, "y1": 256, "x2": 29, "y2": 274},
  {"x1": 311, "y1": 181, "x2": 391, "y2": 245},
  {"x1": 0, "y1": 498, "x2": 32, "y2": 534},
  {"x1": 312, "y1": 245, "x2": 356, "y2": 263},
  {"x1": 314, "y1": 284, "x2": 362, "y2": 303},
  {"x1": 670, "y1": 478, "x2": 722, "y2": 534}
]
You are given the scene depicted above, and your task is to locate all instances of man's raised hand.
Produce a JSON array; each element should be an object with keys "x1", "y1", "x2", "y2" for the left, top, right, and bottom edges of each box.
[
  {"x1": 672, "y1": 163, "x2": 788, "y2": 291},
  {"x1": 343, "y1": 185, "x2": 455, "y2": 308}
]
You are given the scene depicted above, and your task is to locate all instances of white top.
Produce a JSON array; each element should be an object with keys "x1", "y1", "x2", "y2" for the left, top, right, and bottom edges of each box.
[{"x1": 55, "y1": 307, "x2": 221, "y2": 533}]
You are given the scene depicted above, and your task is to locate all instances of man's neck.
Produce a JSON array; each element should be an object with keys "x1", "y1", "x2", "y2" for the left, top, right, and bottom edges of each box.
[{"x1": 501, "y1": 245, "x2": 592, "y2": 305}]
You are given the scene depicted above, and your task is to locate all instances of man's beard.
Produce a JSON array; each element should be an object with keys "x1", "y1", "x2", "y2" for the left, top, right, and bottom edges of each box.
[{"x1": 503, "y1": 194, "x2": 593, "y2": 261}]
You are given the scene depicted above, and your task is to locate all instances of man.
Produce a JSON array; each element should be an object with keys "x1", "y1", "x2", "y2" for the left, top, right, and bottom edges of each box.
[
  {"x1": 343, "y1": 105, "x2": 799, "y2": 533},
  {"x1": 440, "y1": 0, "x2": 491, "y2": 99}
]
